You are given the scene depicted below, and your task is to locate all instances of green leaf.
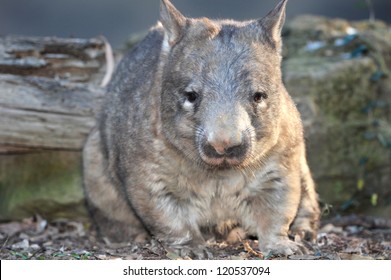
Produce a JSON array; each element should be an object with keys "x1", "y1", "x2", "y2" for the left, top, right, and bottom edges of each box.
[
  {"x1": 371, "y1": 193, "x2": 378, "y2": 206},
  {"x1": 71, "y1": 253, "x2": 81, "y2": 260},
  {"x1": 11, "y1": 251, "x2": 29, "y2": 260},
  {"x1": 357, "y1": 179, "x2": 365, "y2": 191},
  {"x1": 166, "y1": 251, "x2": 182, "y2": 260}
]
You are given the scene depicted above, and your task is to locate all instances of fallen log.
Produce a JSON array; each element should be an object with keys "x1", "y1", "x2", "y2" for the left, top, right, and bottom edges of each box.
[
  {"x1": 0, "y1": 36, "x2": 108, "y2": 154},
  {"x1": 0, "y1": 74, "x2": 104, "y2": 153},
  {"x1": 0, "y1": 36, "x2": 107, "y2": 82}
]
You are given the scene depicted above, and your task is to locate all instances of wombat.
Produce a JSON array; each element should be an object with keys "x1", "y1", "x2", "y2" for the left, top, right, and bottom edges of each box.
[{"x1": 83, "y1": 0, "x2": 320, "y2": 258}]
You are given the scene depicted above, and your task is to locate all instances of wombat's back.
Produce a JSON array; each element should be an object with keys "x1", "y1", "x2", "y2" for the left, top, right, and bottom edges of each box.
[
  {"x1": 99, "y1": 26, "x2": 164, "y2": 171},
  {"x1": 83, "y1": 26, "x2": 165, "y2": 242},
  {"x1": 106, "y1": 26, "x2": 164, "y2": 94}
]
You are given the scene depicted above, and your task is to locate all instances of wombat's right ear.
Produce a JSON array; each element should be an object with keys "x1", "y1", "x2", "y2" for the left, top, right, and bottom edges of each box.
[{"x1": 160, "y1": 0, "x2": 186, "y2": 49}]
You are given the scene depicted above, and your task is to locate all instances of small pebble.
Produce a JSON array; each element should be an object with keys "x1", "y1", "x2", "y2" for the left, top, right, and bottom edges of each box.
[{"x1": 11, "y1": 239, "x2": 29, "y2": 250}]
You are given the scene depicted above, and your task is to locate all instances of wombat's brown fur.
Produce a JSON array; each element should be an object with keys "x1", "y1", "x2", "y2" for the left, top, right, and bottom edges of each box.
[{"x1": 83, "y1": 0, "x2": 320, "y2": 258}]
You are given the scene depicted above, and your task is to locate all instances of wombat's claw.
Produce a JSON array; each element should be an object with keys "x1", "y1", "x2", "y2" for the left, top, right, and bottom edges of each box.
[
  {"x1": 260, "y1": 239, "x2": 308, "y2": 256},
  {"x1": 290, "y1": 229, "x2": 316, "y2": 243},
  {"x1": 173, "y1": 245, "x2": 213, "y2": 260},
  {"x1": 290, "y1": 225, "x2": 317, "y2": 243}
]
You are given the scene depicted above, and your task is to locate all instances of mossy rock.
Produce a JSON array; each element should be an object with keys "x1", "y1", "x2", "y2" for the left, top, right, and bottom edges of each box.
[
  {"x1": 283, "y1": 15, "x2": 389, "y2": 59},
  {"x1": 283, "y1": 16, "x2": 391, "y2": 215},
  {"x1": 0, "y1": 151, "x2": 87, "y2": 221}
]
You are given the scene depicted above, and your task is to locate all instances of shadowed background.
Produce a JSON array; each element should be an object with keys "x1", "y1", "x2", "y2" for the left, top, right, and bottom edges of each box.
[{"x1": 0, "y1": 0, "x2": 390, "y2": 48}]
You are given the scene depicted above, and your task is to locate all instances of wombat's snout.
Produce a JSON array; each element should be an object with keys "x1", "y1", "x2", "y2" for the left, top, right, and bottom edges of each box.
[{"x1": 199, "y1": 129, "x2": 251, "y2": 166}]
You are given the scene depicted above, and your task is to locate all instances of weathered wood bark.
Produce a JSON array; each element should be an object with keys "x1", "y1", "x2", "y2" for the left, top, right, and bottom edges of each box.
[
  {"x1": 0, "y1": 74, "x2": 104, "y2": 152},
  {"x1": 0, "y1": 36, "x2": 107, "y2": 154},
  {"x1": 0, "y1": 36, "x2": 107, "y2": 82}
]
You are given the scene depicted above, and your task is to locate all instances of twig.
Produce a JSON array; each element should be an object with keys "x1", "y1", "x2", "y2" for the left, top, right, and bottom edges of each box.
[
  {"x1": 100, "y1": 36, "x2": 115, "y2": 88},
  {"x1": 28, "y1": 247, "x2": 45, "y2": 260},
  {"x1": 237, "y1": 234, "x2": 263, "y2": 258},
  {"x1": 1, "y1": 235, "x2": 10, "y2": 251}
]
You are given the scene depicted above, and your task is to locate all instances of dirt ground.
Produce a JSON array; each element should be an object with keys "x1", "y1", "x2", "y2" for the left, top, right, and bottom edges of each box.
[{"x1": 1, "y1": 215, "x2": 390, "y2": 260}]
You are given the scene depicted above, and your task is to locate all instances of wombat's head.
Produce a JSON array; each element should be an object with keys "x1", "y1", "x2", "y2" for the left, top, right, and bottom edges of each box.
[{"x1": 159, "y1": 0, "x2": 288, "y2": 169}]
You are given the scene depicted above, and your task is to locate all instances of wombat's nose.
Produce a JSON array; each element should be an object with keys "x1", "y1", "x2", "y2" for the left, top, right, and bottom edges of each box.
[
  {"x1": 199, "y1": 129, "x2": 250, "y2": 165},
  {"x1": 206, "y1": 132, "x2": 244, "y2": 156}
]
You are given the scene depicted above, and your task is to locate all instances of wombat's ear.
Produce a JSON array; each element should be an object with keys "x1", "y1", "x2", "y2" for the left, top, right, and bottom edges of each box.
[
  {"x1": 257, "y1": 0, "x2": 287, "y2": 52},
  {"x1": 160, "y1": 0, "x2": 186, "y2": 48}
]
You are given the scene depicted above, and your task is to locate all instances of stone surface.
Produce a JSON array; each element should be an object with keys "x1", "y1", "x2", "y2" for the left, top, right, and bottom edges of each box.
[
  {"x1": 0, "y1": 151, "x2": 87, "y2": 221},
  {"x1": 283, "y1": 16, "x2": 391, "y2": 216}
]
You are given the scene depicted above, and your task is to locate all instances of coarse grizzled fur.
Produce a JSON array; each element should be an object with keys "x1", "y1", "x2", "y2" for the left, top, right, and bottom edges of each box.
[{"x1": 83, "y1": 0, "x2": 320, "y2": 258}]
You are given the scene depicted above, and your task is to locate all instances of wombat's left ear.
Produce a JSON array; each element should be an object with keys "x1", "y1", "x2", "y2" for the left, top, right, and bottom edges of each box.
[
  {"x1": 160, "y1": 0, "x2": 186, "y2": 48},
  {"x1": 257, "y1": 0, "x2": 287, "y2": 52}
]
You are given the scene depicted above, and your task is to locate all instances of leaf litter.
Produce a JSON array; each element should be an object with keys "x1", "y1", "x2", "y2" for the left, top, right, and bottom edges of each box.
[{"x1": 0, "y1": 214, "x2": 390, "y2": 260}]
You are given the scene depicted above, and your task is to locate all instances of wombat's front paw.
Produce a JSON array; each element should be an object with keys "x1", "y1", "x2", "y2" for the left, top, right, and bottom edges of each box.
[
  {"x1": 290, "y1": 227, "x2": 317, "y2": 243},
  {"x1": 168, "y1": 245, "x2": 213, "y2": 260},
  {"x1": 259, "y1": 238, "x2": 308, "y2": 256},
  {"x1": 290, "y1": 218, "x2": 318, "y2": 243}
]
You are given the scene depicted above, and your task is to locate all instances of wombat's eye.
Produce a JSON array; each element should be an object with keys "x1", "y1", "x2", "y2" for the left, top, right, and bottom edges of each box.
[
  {"x1": 184, "y1": 91, "x2": 198, "y2": 103},
  {"x1": 253, "y1": 92, "x2": 268, "y2": 103}
]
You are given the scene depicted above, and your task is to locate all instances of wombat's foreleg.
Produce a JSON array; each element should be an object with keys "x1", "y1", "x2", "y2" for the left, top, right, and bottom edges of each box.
[
  {"x1": 244, "y1": 168, "x2": 307, "y2": 256},
  {"x1": 290, "y1": 160, "x2": 320, "y2": 242}
]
